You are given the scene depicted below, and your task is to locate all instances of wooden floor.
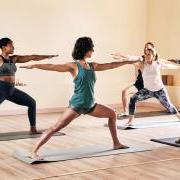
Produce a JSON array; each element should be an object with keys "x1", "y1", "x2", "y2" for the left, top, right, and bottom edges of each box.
[{"x1": 0, "y1": 106, "x2": 179, "y2": 180}]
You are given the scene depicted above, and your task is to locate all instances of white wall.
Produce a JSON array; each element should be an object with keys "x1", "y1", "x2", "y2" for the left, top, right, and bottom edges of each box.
[
  {"x1": 147, "y1": 0, "x2": 180, "y2": 106},
  {"x1": 0, "y1": 0, "x2": 146, "y2": 111}
]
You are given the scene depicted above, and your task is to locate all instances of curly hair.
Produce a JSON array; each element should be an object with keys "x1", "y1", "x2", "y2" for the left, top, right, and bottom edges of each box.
[
  {"x1": 72, "y1": 37, "x2": 94, "y2": 60},
  {"x1": 0, "y1": 37, "x2": 12, "y2": 49}
]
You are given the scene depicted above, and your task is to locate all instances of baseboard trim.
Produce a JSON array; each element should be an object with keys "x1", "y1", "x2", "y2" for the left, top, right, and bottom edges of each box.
[
  {"x1": 0, "y1": 102, "x2": 179, "y2": 116},
  {"x1": 0, "y1": 107, "x2": 66, "y2": 116}
]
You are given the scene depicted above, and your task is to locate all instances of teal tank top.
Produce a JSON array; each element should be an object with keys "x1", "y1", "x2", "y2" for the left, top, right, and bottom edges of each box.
[{"x1": 69, "y1": 62, "x2": 96, "y2": 109}]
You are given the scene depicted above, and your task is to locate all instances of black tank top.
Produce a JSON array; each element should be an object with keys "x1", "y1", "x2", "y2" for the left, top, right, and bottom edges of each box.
[
  {"x1": 134, "y1": 69, "x2": 144, "y2": 90},
  {"x1": 0, "y1": 56, "x2": 17, "y2": 76}
]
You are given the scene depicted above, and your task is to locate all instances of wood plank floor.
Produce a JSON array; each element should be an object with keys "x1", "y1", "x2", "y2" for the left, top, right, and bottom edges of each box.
[{"x1": 0, "y1": 106, "x2": 179, "y2": 180}]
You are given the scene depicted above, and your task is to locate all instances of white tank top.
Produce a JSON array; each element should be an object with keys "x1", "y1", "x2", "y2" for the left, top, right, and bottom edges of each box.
[{"x1": 142, "y1": 61, "x2": 164, "y2": 91}]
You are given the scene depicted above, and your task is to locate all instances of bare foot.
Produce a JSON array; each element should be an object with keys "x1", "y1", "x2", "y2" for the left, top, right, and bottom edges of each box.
[
  {"x1": 29, "y1": 130, "x2": 43, "y2": 135},
  {"x1": 30, "y1": 152, "x2": 44, "y2": 161},
  {"x1": 114, "y1": 144, "x2": 129, "y2": 150},
  {"x1": 29, "y1": 126, "x2": 43, "y2": 135}
]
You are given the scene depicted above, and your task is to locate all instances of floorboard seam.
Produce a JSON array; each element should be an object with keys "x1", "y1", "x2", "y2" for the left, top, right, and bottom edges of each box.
[{"x1": 33, "y1": 157, "x2": 180, "y2": 180}]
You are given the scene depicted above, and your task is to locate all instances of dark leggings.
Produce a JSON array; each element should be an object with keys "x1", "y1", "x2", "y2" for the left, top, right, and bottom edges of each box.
[
  {"x1": 0, "y1": 81, "x2": 36, "y2": 126},
  {"x1": 129, "y1": 88, "x2": 178, "y2": 115}
]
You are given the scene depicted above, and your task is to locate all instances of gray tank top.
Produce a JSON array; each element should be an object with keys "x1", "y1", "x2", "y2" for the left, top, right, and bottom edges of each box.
[{"x1": 0, "y1": 56, "x2": 17, "y2": 76}]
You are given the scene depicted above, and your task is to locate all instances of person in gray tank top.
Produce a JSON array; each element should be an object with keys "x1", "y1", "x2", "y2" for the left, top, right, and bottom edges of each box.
[{"x1": 0, "y1": 37, "x2": 58, "y2": 134}]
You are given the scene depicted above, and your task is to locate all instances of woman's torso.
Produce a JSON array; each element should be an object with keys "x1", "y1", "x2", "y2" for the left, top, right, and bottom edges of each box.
[
  {"x1": 70, "y1": 61, "x2": 96, "y2": 108},
  {"x1": 0, "y1": 55, "x2": 17, "y2": 83},
  {"x1": 142, "y1": 61, "x2": 164, "y2": 91}
]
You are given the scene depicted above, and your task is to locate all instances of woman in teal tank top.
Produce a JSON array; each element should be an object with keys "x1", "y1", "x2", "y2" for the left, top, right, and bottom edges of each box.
[
  {"x1": 21, "y1": 37, "x2": 140, "y2": 160},
  {"x1": 69, "y1": 61, "x2": 96, "y2": 114}
]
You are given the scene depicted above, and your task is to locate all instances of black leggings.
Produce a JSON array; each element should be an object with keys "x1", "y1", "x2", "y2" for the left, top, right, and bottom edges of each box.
[{"x1": 0, "y1": 81, "x2": 36, "y2": 126}]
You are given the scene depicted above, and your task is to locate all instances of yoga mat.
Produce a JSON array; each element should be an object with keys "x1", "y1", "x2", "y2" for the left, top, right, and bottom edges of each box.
[
  {"x1": 0, "y1": 130, "x2": 65, "y2": 141},
  {"x1": 117, "y1": 110, "x2": 180, "y2": 120},
  {"x1": 13, "y1": 145, "x2": 152, "y2": 164},
  {"x1": 151, "y1": 137, "x2": 180, "y2": 147},
  {"x1": 117, "y1": 120, "x2": 180, "y2": 130}
]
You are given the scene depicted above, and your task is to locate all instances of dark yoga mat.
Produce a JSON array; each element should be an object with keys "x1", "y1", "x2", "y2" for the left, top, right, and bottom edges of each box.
[
  {"x1": 13, "y1": 145, "x2": 152, "y2": 164},
  {"x1": 117, "y1": 110, "x2": 180, "y2": 120},
  {"x1": 0, "y1": 130, "x2": 65, "y2": 141},
  {"x1": 151, "y1": 137, "x2": 180, "y2": 147}
]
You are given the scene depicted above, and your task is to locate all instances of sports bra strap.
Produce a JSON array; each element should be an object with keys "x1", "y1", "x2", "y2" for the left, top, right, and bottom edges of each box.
[{"x1": 0, "y1": 55, "x2": 13, "y2": 63}]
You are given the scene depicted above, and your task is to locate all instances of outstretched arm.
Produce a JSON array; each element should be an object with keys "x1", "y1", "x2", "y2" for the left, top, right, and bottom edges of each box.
[
  {"x1": 92, "y1": 60, "x2": 140, "y2": 71},
  {"x1": 12, "y1": 55, "x2": 58, "y2": 63},
  {"x1": 160, "y1": 59, "x2": 180, "y2": 69},
  {"x1": 20, "y1": 63, "x2": 74, "y2": 72},
  {"x1": 168, "y1": 59, "x2": 180, "y2": 64},
  {"x1": 111, "y1": 53, "x2": 143, "y2": 61}
]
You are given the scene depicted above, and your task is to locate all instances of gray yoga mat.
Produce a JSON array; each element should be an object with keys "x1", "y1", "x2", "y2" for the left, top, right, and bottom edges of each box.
[
  {"x1": 0, "y1": 130, "x2": 65, "y2": 141},
  {"x1": 117, "y1": 110, "x2": 180, "y2": 120},
  {"x1": 13, "y1": 145, "x2": 152, "y2": 164},
  {"x1": 117, "y1": 120, "x2": 180, "y2": 130},
  {"x1": 104, "y1": 116, "x2": 180, "y2": 130},
  {"x1": 151, "y1": 137, "x2": 180, "y2": 147}
]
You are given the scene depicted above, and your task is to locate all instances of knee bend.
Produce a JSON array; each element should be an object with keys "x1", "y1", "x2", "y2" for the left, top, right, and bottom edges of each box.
[
  {"x1": 109, "y1": 111, "x2": 116, "y2": 121},
  {"x1": 28, "y1": 98, "x2": 36, "y2": 108}
]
